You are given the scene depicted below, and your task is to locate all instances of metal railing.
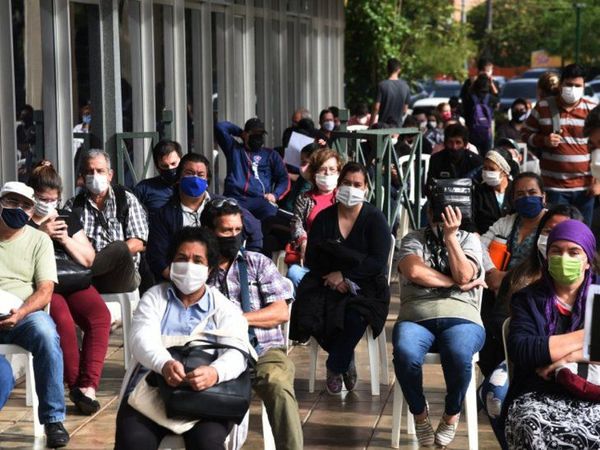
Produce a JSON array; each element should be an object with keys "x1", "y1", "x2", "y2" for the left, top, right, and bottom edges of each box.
[{"x1": 332, "y1": 126, "x2": 424, "y2": 230}]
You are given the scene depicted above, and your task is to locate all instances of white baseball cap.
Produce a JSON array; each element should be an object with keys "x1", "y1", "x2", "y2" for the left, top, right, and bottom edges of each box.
[{"x1": 0, "y1": 182, "x2": 35, "y2": 203}]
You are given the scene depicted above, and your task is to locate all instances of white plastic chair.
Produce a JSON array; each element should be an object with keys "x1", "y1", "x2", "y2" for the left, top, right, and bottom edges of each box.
[
  {"x1": 308, "y1": 236, "x2": 395, "y2": 396},
  {"x1": 101, "y1": 290, "x2": 140, "y2": 370},
  {"x1": 273, "y1": 250, "x2": 287, "y2": 277},
  {"x1": 0, "y1": 344, "x2": 43, "y2": 436},
  {"x1": 390, "y1": 285, "x2": 481, "y2": 449},
  {"x1": 396, "y1": 154, "x2": 430, "y2": 236}
]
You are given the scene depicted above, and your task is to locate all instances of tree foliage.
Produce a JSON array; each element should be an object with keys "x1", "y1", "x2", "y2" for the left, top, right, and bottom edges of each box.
[
  {"x1": 468, "y1": 0, "x2": 600, "y2": 68},
  {"x1": 344, "y1": 0, "x2": 475, "y2": 108}
]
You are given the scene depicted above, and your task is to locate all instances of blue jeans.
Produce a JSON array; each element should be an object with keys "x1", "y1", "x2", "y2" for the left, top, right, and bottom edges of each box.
[
  {"x1": 478, "y1": 360, "x2": 509, "y2": 449},
  {"x1": 0, "y1": 311, "x2": 65, "y2": 423},
  {"x1": 287, "y1": 264, "x2": 309, "y2": 289},
  {"x1": 392, "y1": 318, "x2": 485, "y2": 416},
  {"x1": 546, "y1": 189, "x2": 594, "y2": 226},
  {"x1": 324, "y1": 309, "x2": 368, "y2": 374},
  {"x1": 0, "y1": 355, "x2": 14, "y2": 409}
]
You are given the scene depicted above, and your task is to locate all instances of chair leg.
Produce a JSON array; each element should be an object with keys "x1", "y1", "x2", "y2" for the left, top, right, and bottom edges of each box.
[
  {"x1": 121, "y1": 297, "x2": 133, "y2": 371},
  {"x1": 377, "y1": 331, "x2": 390, "y2": 385},
  {"x1": 465, "y1": 363, "x2": 479, "y2": 450},
  {"x1": 26, "y1": 353, "x2": 43, "y2": 437},
  {"x1": 308, "y1": 338, "x2": 318, "y2": 393},
  {"x1": 391, "y1": 382, "x2": 403, "y2": 448},
  {"x1": 261, "y1": 403, "x2": 276, "y2": 450},
  {"x1": 366, "y1": 328, "x2": 380, "y2": 396},
  {"x1": 407, "y1": 406, "x2": 416, "y2": 435}
]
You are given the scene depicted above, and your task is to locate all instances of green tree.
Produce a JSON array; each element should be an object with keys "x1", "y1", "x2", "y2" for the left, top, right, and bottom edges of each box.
[
  {"x1": 345, "y1": 0, "x2": 475, "y2": 109},
  {"x1": 468, "y1": 0, "x2": 600, "y2": 68}
]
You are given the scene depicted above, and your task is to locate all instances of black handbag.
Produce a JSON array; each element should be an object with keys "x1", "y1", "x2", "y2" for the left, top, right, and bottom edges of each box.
[
  {"x1": 430, "y1": 178, "x2": 473, "y2": 222},
  {"x1": 54, "y1": 249, "x2": 93, "y2": 296},
  {"x1": 150, "y1": 339, "x2": 255, "y2": 424}
]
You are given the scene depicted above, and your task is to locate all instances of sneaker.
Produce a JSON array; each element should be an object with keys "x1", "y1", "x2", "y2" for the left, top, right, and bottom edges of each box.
[
  {"x1": 414, "y1": 415, "x2": 435, "y2": 447},
  {"x1": 69, "y1": 388, "x2": 101, "y2": 415},
  {"x1": 342, "y1": 359, "x2": 358, "y2": 391},
  {"x1": 435, "y1": 415, "x2": 459, "y2": 447},
  {"x1": 45, "y1": 422, "x2": 70, "y2": 448},
  {"x1": 326, "y1": 370, "x2": 343, "y2": 395}
]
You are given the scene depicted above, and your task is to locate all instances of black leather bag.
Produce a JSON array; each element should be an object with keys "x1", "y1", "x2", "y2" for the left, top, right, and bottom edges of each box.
[
  {"x1": 54, "y1": 250, "x2": 93, "y2": 296},
  {"x1": 430, "y1": 178, "x2": 473, "y2": 222},
  {"x1": 150, "y1": 339, "x2": 255, "y2": 424}
]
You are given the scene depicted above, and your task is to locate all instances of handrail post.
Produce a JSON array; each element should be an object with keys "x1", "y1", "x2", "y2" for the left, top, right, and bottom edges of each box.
[
  {"x1": 33, "y1": 110, "x2": 44, "y2": 161},
  {"x1": 161, "y1": 109, "x2": 173, "y2": 141}
]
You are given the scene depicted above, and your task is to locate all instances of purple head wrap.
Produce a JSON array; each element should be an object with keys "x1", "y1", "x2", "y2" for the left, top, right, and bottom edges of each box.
[{"x1": 544, "y1": 219, "x2": 597, "y2": 335}]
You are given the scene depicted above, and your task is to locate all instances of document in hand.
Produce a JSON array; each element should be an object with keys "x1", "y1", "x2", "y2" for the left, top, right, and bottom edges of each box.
[
  {"x1": 0, "y1": 289, "x2": 24, "y2": 317},
  {"x1": 584, "y1": 284, "x2": 600, "y2": 361},
  {"x1": 284, "y1": 132, "x2": 314, "y2": 168}
]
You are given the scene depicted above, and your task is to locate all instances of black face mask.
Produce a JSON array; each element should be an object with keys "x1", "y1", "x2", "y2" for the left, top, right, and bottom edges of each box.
[
  {"x1": 217, "y1": 233, "x2": 244, "y2": 260},
  {"x1": 247, "y1": 135, "x2": 264, "y2": 152},
  {"x1": 159, "y1": 168, "x2": 178, "y2": 184},
  {"x1": 448, "y1": 149, "x2": 465, "y2": 162}
]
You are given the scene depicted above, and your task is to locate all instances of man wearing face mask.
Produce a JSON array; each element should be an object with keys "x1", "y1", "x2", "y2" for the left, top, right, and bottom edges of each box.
[
  {"x1": 496, "y1": 98, "x2": 529, "y2": 144},
  {"x1": 64, "y1": 150, "x2": 149, "y2": 294},
  {"x1": 134, "y1": 140, "x2": 182, "y2": 217},
  {"x1": 0, "y1": 182, "x2": 70, "y2": 448},
  {"x1": 426, "y1": 124, "x2": 483, "y2": 193},
  {"x1": 201, "y1": 201, "x2": 303, "y2": 450},
  {"x1": 146, "y1": 152, "x2": 263, "y2": 281},
  {"x1": 215, "y1": 118, "x2": 290, "y2": 221},
  {"x1": 522, "y1": 64, "x2": 599, "y2": 225},
  {"x1": 73, "y1": 104, "x2": 93, "y2": 156}
]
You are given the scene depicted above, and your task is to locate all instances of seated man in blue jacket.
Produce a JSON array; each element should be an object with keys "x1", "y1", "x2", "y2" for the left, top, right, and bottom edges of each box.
[
  {"x1": 146, "y1": 152, "x2": 263, "y2": 280},
  {"x1": 214, "y1": 118, "x2": 290, "y2": 220},
  {"x1": 133, "y1": 139, "x2": 182, "y2": 217}
]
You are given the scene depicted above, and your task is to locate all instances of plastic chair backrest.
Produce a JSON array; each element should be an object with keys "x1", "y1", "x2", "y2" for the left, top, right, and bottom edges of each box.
[
  {"x1": 502, "y1": 317, "x2": 513, "y2": 381},
  {"x1": 397, "y1": 154, "x2": 430, "y2": 204},
  {"x1": 386, "y1": 235, "x2": 396, "y2": 284}
]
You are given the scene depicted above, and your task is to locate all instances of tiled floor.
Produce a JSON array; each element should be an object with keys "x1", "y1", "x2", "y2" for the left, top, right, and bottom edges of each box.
[{"x1": 0, "y1": 281, "x2": 501, "y2": 449}]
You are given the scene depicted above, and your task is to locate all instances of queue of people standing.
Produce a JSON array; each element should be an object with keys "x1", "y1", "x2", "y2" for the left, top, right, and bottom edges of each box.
[{"x1": 0, "y1": 58, "x2": 600, "y2": 450}]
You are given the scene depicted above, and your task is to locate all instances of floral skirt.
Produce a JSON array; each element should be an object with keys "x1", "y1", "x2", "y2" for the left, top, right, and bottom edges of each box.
[{"x1": 505, "y1": 391, "x2": 600, "y2": 449}]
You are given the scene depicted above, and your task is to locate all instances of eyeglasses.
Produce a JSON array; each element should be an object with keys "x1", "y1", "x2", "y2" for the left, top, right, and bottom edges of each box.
[
  {"x1": 0, "y1": 197, "x2": 34, "y2": 212},
  {"x1": 210, "y1": 198, "x2": 239, "y2": 209}
]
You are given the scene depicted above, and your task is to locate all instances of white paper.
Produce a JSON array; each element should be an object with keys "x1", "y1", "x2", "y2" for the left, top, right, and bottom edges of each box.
[
  {"x1": 0, "y1": 289, "x2": 24, "y2": 316},
  {"x1": 583, "y1": 284, "x2": 600, "y2": 361},
  {"x1": 284, "y1": 132, "x2": 314, "y2": 168}
]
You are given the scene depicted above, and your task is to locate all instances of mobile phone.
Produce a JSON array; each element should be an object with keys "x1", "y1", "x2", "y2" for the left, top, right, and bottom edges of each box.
[{"x1": 56, "y1": 214, "x2": 70, "y2": 222}]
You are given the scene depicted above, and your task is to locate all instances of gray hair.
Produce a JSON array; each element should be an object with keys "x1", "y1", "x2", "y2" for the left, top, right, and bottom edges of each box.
[
  {"x1": 295, "y1": 108, "x2": 311, "y2": 120},
  {"x1": 79, "y1": 149, "x2": 111, "y2": 174}
]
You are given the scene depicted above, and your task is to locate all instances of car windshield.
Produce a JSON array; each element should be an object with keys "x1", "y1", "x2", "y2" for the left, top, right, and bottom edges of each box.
[
  {"x1": 501, "y1": 82, "x2": 538, "y2": 99},
  {"x1": 430, "y1": 84, "x2": 460, "y2": 98}
]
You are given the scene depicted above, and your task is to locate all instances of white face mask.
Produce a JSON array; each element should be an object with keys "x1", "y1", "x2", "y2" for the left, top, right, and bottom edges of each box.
[
  {"x1": 85, "y1": 174, "x2": 109, "y2": 195},
  {"x1": 336, "y1": 185, "x2": 365, "y2": 207},
  {"x1": 537, "y1": 234, "x2": 548, "y2": 259},
  {"x1": 322, "y1": 120, "x2": 335, "y2": 132},
  {"x1": 34, "y1": 199, "x2": 58, "y2": 217},
  {"x1": 315, "y1": 173, "x2": 338, "y2": 192},
  {"x1": 418, "y1": 121, "x2": 428, "y2": 131},
  {"x1": 358, "y1": 116, "x2": 368, "y2": 125},
  {"x1": 482, "y1": 170, "x2": 502, "y2": 187},
  {"x1": 391, "y1": 137, "x2": 399, "y2": 146},
  {"x1": 170, "y1": 262, "x2": 209, "y2": 295},
  {"x1": 591, "y1": 149, "x2": 600, "y2": 180},
  {"x1": 428, "y1": 120, "x2": 437, "y2": 129},
  {"x1": 561, "y1": 86, "x2": 584, "y2": 104}
]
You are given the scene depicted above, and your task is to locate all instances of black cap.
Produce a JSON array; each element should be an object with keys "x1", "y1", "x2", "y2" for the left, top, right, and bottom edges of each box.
[
  {"x1": 496, "y1": 137, "x2": 519, "y2": 151},
  {"x1": 244, "y1": 118, "x2": 267, "y2": 134}
]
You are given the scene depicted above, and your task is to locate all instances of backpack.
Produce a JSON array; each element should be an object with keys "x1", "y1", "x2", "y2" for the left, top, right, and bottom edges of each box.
[
  {"x1": 470, "y1": 94, "x2": 493, "y2": 142},
  {"x1": 72, "y1": 184, "x2": 131, "y2": 237}
]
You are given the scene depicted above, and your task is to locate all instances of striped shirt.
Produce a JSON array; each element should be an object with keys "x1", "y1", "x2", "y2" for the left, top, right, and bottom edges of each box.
[{"x1": 522, "y1": 96, "x2": 597, "y2": 191}]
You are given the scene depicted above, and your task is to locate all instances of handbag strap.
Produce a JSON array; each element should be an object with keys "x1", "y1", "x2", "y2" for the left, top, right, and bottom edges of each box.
[
  {"x1": 236, "y1": 252, "x2": 259, "y2": 350},
  {"x1": 178, "y1": 338, "x2": 256, "y2": 368}
]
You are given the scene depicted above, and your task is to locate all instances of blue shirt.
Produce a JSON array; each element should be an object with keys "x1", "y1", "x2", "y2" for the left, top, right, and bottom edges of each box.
[
  {"x1": 134, "y1": 175, "x2": 175, "y2": 217},
  {"x1": 160, "y1": 286, "x2": 216, "y2": 335}
]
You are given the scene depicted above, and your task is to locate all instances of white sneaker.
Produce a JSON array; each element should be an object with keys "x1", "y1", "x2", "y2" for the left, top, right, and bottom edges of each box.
[{"x1": 435, "y1": 415, "x2": 459, "y2": 447}]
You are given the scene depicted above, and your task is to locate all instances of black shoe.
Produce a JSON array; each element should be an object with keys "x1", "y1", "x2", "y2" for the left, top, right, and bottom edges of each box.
[
  {"x1": 69, "y1": 388, "x2": 101, "y2": 415},
  {"x1": 45, "y1": 422, "x2": 70, "y2": 448}
]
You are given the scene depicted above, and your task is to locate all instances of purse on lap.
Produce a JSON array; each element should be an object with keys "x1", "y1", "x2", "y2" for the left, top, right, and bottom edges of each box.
[
  {"x1": 149, "y1": 339, "x2": 255, "y2": 424},
  {"x1": 555, "y1": 363, "x2": 600, "y2": 402},
  {"x1": 54, "y1": 249, "x2": 93, "y2": 296}
]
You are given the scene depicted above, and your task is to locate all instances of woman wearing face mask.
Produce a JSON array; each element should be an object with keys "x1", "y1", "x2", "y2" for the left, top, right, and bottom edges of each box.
[
  {"x1": 472, "y1": 148, "x2": 520, "y2": 235},
  {"x1": 477, "y1": 205, "x2": 583, "y2": 449},
  {"x1": 316, "y1": 109, "x2": 338, "y2": 148},
  {"x1": 115, "y1": 227, "x2": 254, "y2": 450},
  {"x1": 505, "y1": 220, "x2": 600, "y2": 449},
  {"x1": 482, "y1": 172, "x2": 547, "y2": 294},
  {"x1": 287, "y1": 149, "x2": 344, "y2": 287},
  {"x1": 27, "y1": 161, "x2": 111, "y2": 415},
  {"x1": 291, "y1": 162, "x2": 392, "y2": 394}
]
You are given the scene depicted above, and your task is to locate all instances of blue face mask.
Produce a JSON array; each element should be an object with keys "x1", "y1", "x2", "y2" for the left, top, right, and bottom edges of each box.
[
  {"x1": 514, "y1": 195, "x2": 544, "y2": 219},
  {"x1": 180, "y1": 176, "x2": 208, "y2": 198},
  {"x1": 1, "y1": 207, "x2": 30, "y2": 229},
  {"x1": 82, "y1": 114, "x2": 92, "y2": 125}
]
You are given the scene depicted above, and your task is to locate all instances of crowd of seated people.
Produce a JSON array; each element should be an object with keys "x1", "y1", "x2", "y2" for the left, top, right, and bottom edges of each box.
[{"x1": 3, "y1": 62, "x2": 600, "y2": 450}]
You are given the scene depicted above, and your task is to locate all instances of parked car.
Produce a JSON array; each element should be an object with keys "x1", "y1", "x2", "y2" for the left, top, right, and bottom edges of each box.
[
  {"x1": 519, "y1": 67, "x2": 559, "y2": 79},
  {"x1": 412, "y1": 81, "x2": 461, "y2": 109},
  {"x1": 408, "y1": 81, "x2": 430, "y2": 107},
  {"x1": 499, "y1": 78, "x2": 538, "y2": 111},
  {"x1": 587, "y1": 80, "x2": 600, "y2": 102}
]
